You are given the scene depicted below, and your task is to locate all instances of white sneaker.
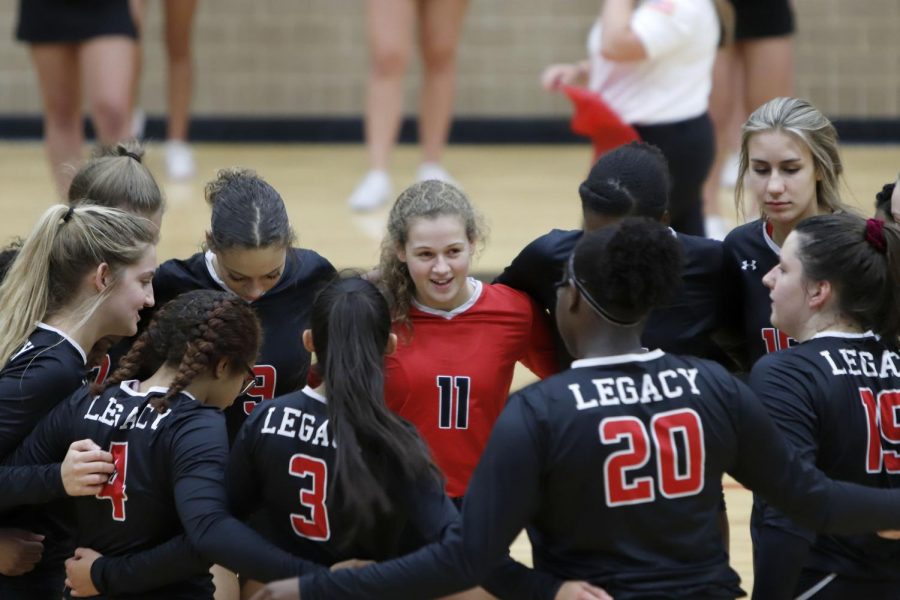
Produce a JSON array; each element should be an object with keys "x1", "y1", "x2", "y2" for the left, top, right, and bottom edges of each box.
[
  {"x1": 348, "y1": 170, "x2": 392, "y2": 212},
  {"x1": 131, "y1": 108, "x2": 146, "y2": 139},
  {"x1": 165, "y1": 140, "x2": 196, "y2": 181},
  {"x1": 705, "y1": 215, "x2": 729, "y2": 241},
  {"x1": 417, "y1": 162, "x2": 458, "y2": 187}
]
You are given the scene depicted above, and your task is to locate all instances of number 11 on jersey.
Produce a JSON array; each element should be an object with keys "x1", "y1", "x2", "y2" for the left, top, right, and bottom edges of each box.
[{"x1": 437, "y1": 375, "x2": 471, "y2": 429}]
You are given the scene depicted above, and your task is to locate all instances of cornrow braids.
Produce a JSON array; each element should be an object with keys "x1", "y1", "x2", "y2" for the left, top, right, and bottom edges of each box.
[
  {"x1": 97, "y1": 326, "x2": 159, "y2": 396},
  {"x1": 149, "y1": 291, "x2": 260, "y2": 413}
]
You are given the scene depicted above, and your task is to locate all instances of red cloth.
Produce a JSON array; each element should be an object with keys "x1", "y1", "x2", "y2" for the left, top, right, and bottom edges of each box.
[{"x1": 562, "y1": 85, "x2": 640, "y2": 160}]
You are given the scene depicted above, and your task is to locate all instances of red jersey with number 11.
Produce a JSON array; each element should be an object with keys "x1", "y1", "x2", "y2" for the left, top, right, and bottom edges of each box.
[{"x1": 385, "y1": 281, "x2": 558, "y2": 497}]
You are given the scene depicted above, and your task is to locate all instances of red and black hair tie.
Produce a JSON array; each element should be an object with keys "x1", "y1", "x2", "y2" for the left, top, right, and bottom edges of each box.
[{"x1": 865, "y1": 218, "x2": 887, "y2": 253}]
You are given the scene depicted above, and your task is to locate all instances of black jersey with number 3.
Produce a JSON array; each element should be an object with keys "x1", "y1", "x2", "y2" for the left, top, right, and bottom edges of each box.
[
  {"x1": 722, "y1": 220, "x2": 797, "y2": 368},
  {"x1": 227, "y1": 386, "x2": 457, "y2": 565},
  {"x1": 152, "y1": 249, "x2": 335, "y2": 440},
  {"x1": 297, "y1": 351, "x2": 900, "y2": 600},
  {"x1": 6, "y1": 382, "x2": 324, "y2": 598},
  {"x1": 750, "y1": 332, "x2": 900, "y2": 597}
]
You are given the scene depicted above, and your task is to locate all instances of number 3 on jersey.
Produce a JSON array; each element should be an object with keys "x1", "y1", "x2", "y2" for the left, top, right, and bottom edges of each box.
[
  {"x1": 96, "y1": 441, "x2": 128, "y2": 521},
  {"x1": 600, "y1": 409, "x2": 705, "y2": 507},
  {"x1": 289, "y1": 453, "x2": 330, "y2": 541}
]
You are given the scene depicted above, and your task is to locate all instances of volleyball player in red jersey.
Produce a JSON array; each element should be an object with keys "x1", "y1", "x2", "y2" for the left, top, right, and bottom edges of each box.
[{"x1": 379, "y1": 180, "x2": 558, "y2": 500}]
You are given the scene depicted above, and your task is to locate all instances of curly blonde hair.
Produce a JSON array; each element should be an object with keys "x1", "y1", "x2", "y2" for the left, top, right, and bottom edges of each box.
[{"x1": 379, "y1": 181, "x2": 487, "y2": 326}]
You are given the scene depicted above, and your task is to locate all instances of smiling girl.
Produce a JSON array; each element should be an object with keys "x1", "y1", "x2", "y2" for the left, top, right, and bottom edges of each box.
[
  {"x1": 0, "y1": 204, "x2": 157, "y2": 598},
  {"x1": 379, "y1": 180, "x2": 558, "y2": 502},
  {"x1": 721, "y1": 97, "x2": 847, "y2": 368}
]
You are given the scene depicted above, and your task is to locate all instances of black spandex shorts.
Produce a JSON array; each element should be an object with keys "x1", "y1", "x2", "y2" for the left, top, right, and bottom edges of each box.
[
  {"x1": 730, "y1": 0, "x2": 795, "y2": 40},
  {"x1": 17, "y1": 0, "x2": 137, "y2": 44}
]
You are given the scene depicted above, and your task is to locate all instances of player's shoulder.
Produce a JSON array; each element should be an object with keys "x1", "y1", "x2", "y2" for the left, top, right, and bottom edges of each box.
[
  {"x1": 285, "y1": 247, "x2": 337, "y2": 281},
  {"x1": 522, "y1": 229, "x2": 581, "y2": 261},
  {"x1": 155, "y1": 252, "x2": 210, "y2": 292},
  {"x1": 677, "y1": 231, "x2": 723, "y2": 263},
  {"x1": 722, "y1": 219, "x2": 763, "y2": 249},
  {"x1": 483, "y1": 281, "x2": 543, "y2": 311}
]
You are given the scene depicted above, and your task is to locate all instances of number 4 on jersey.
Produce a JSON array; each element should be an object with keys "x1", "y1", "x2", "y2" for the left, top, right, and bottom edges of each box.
[{"x1": 96, "y1": 441, "x2": 128, "y2": 521}]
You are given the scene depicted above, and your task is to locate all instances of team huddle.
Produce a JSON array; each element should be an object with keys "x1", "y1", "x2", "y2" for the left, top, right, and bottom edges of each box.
[{"x1": 0, "y1": 96, "x2": 899, "y2": 600}]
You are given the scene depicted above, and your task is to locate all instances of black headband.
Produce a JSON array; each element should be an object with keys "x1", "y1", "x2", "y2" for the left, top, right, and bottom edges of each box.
[{"x1": 567, "y1": 253, "x2": 642, "y2": 327}]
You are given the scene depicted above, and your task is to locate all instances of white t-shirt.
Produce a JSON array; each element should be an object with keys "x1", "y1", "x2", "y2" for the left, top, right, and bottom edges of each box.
[{"x1": 588, "y1": 0, "x2": 718, "y2": 125}]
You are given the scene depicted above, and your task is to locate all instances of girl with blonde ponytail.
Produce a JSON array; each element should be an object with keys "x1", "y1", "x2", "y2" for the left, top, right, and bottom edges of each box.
[{"x1": 0, "y1": 203, "x2": 156, "y2": 598}]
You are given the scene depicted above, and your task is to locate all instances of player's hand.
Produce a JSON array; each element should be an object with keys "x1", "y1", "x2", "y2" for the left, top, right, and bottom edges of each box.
[
  {"x1": 0, "y1": 528, "x2": 44, "y2": 576},
  {"x1": 248, "y1": 577, "x2": 300, "y2": 600},
  {"x1": 541, "y1": 63, "x2": 582, "y2": 91},
  {"x1": 65, "y1": 547, "x2": 102, "y2": 597},
  {"x1": 554, "y1": 580, "x2": 614, "y2": 600},
  {"x1": 61, "y1": 439, "x2": 115, "y2": 497},
  {"x1": 878, "y1": 529, "x2": 900, "y2": 540},
  {"x1": 330, "y1": 558, "x2": 375, "y2": 571}
]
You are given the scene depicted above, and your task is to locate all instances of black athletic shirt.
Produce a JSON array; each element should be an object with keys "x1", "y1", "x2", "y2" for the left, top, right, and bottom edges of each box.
[
  {"x1": 6, "y1": 382, "x2": 326, "y2": 598},
  {"x1": 150, "y1": 248, "x2": 335, "y2": 440},
  {"x1": 750, "y1": 332, "x2": 900, "y2": 599},
  {"x1": 297, "y1": 351, "x2": 900, "y2": 600},
  {"x1": 495, "y1": 228, "x2": 729, "y2": 368}
]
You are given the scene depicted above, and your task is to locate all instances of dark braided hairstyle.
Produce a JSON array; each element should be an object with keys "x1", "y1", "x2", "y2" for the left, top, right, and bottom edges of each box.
[
  {"x1": 578, "y1": 141, "x2": 671, "y2": 221},
  {"x1": 99, "y1": 290, "x2": 262, "y2": 411},
  {"x1": 572, "y1": 218, "x2": 683, "y2": 324}
]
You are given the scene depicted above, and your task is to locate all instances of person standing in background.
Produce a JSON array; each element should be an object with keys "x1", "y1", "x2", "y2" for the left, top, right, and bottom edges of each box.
[
  {"x1": 347, "y1": 0, "x2": 469, "y2": 211},
  {"x1": 129, "y1": 0, "x2": 200, "y2": 180},
  {"x1": 16, "y1": 0, "x2": 136, "y2": 196}
]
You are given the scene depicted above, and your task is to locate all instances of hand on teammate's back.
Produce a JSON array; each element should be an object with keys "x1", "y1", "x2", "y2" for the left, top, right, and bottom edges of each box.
[
  {"x1": 0, "y1": 528, "x2": 44, "y2": 576},
  {"x1": 61, "y1": 439, "x2": 115, "y2": 497},
  {"x1": 555, "y1": 580, "x2": 614, "y2": 600}
]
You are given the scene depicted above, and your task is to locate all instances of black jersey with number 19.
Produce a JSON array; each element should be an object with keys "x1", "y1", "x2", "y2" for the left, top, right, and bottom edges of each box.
[{"x1": 750, "y1": 332, "x2": 900, "y2": 596}]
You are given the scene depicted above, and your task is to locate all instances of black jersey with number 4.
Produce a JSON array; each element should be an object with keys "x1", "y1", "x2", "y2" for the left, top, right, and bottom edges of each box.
[
  {"x1": 495, "y1": 228, "x2": 728, "y2": 367},
  {"x1": 152, "y1": 249, "x2": 335, "y2": 440},
  {"x1": 0, "y1": 324, "x2": 88, "y2": 595},
  {"x1": 750, "y1": 333, "x2": 900, "y2": 596},
  {"x1": 6, "y1": 382, "x2": 324, "y2": 598},
  {"x1": 722, "y1": 220, "x2": 797, "y2": 368},
  {"x1": 227, "y1": 386, "x2": 457, "y2": 565},
  {"x1": 297, "y1": 351, "x2": 900, "y2": 600}
]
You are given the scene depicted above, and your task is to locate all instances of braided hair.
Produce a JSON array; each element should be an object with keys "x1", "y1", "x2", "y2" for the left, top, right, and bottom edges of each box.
[{"x1": 101, "y1": 290, "x2": 261, "y2": 411}]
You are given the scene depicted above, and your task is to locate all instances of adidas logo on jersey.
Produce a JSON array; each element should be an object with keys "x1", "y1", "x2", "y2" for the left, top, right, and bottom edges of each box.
[{"x1": 741, "y1": 260, "x2": 757, "y2": 271}]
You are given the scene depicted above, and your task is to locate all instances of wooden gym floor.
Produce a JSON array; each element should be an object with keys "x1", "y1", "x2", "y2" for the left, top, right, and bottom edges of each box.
[{"x1": 0, "y1": 140, "x2": 898, "y2": 593}]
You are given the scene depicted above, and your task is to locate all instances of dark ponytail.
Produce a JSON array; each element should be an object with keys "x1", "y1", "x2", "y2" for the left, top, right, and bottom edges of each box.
[{"x1": 312, "y1": 276, "x2": 439, "y2": 540}]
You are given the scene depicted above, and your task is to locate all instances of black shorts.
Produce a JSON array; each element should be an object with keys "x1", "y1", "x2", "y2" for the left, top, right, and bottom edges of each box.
[
  {"x1": 17, "y1": 0, "x2": 137, "y2": 44},
  {"x1": 795, "y1": 570, "x2": 900, "y2": 600},
  {"x1": 730, "y1": 0, "x2": 795, "y2": 40}
]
